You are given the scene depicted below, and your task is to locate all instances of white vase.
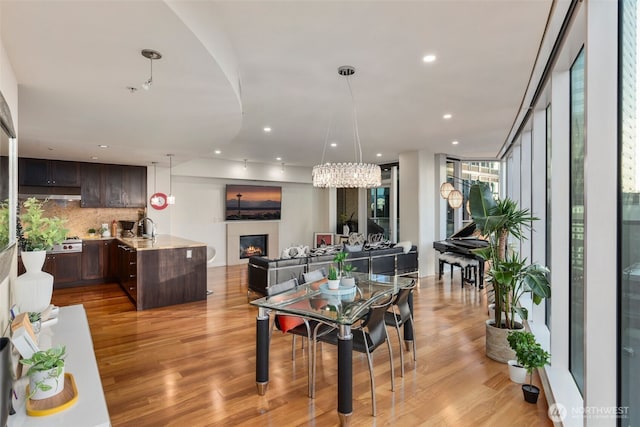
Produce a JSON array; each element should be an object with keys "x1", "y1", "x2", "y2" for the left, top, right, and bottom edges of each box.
[
  {"x1": 327, "y1": 279, "x2": 341, "y2": 290},
  {"x1": 341, "y1": 276, "x2": 355, "y2": 287},
  {"x1": 507, "y1": 360, "x2": 527, "y2": 384},
  {"x1": 29, "y1": 366, "x2": 65, "y2": 400},
  {"x1": 15, "y1": 250, "x2": 54, "y2": 313}
]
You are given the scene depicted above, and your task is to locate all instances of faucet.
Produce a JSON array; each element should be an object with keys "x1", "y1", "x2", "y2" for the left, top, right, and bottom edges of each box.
[{"x1": 138, "y1": 217, "x2": 156, "y2": 239}]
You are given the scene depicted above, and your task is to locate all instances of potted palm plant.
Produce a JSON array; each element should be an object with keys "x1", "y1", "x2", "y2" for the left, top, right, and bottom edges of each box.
[
  {"x1": 19, "y1": 345, "x2": 66, "y2": 400},
  {"x1": 469, "y1": 183, "x2": 551, "y2": 363}
]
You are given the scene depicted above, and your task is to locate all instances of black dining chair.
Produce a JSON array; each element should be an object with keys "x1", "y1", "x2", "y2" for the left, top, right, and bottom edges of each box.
[
  {"x1": 312, "y1": 295, "x2": 395, "y2": 416},
  {"x1": 384, "y1": 280, "x2": 417, "y2": 377}
]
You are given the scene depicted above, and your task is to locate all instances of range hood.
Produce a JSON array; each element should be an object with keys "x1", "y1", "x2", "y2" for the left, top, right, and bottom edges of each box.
[{"x1": 18, "y1": 185, "x2": 82, "y2": 201}]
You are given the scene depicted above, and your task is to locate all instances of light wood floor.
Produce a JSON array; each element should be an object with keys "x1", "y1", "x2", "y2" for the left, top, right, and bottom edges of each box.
[{"x1": 51, "y1": 266, "x2": 553, "y2": 426}]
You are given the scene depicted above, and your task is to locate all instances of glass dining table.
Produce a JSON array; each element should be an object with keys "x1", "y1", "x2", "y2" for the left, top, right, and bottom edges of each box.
[{"x1": 250, "y1": 272, "x2": 415, "y2": 426}]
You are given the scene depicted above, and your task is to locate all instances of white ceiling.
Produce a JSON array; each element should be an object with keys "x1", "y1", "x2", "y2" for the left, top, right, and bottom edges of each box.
[{"x1": 0, "y1": 0, "x2": 551, "y2": 169}]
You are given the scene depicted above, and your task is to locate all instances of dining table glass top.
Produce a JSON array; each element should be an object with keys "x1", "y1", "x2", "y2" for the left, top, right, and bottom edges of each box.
[{"x1": 250, "y1": 272, "x2": 415, "y2": 325}]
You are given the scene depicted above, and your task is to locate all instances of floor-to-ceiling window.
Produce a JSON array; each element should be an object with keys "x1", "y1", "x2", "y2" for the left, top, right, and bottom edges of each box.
[
  {"x1": 620, "y1": 1, "x2": 640, "y2": 422},
  {"x1": 460, "y1": 161, "x2": 500, "y2": 222},
  {"x1": 569, "y1": 47, "x2": 585, "y2": 395},
  {"x1": 546, "y1": 103, "x2": 552, "y2": 328}
]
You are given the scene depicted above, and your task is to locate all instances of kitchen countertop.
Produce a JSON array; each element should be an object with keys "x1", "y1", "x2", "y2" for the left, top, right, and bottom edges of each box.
[{"x1": 117, "y1": 234, "x2": 206, "y2": 251}]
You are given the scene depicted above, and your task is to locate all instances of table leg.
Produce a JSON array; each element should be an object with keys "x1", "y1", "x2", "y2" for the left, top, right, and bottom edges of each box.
[
  {"x1": 478, "y1": 259, "x2": 485, "y2": 289},
  {"x1": 256, "y1": 307, "x2": 270, "y2": 395},
  {"x1": 403, "y1": 290, "x2": 414, "y2": 350},
  {"x1": 337, "y1": 324, "x2": 353, "y2": 427}
]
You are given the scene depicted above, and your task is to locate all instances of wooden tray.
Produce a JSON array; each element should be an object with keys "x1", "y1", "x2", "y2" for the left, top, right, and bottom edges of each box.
[{"x1": 26, "y1": 373, "x2": 78, "y2": 416}]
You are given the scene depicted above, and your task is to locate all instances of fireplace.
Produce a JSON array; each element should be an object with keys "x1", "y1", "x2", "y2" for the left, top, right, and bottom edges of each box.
[{"x1": 240, "y1": 234, "x2": 268, "y2": 259}]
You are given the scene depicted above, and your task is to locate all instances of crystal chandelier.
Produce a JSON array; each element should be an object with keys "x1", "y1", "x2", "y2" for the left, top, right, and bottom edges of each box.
[{"x1": 312, "y1": 66, "x2": 381, "y2": 188}]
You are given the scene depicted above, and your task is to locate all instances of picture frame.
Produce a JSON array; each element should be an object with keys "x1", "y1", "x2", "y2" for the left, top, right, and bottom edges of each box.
[{"x1": 314, "y1": 232, "x2": 334, "y2": 248}]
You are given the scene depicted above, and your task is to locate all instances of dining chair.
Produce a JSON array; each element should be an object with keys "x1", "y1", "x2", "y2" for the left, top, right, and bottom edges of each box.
[
  {"x1": 312, "y1": 295, "x2": 395, "y2": 416},
  {"x1": 384, "y1": 280, "x2": 417, "y2": 377},
  {"x1": 269, "y1": 277, "x2": 334, "y2": 397}
]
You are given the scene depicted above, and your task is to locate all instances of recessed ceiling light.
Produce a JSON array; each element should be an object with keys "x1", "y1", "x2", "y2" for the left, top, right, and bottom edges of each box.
[
  {"x1": 276, "y1": 157, "x2": 282, "y2": 161},
  {"x1": 98, "y1": 144, "x2": 109, "y2": 149},
  {"x1": 330, "y1": 142, "x2": 337, "y2": 147},
  {"x1": 263, "y1": 127, "x2": 272, "y2": 133},
  {"x1": 90, "y1": 156, "x2": 98, "y2": 160},
  {"x1": 451, "y1": 140, "x2": 459, "y2": 145},
  {"x1": 214, "y1": 150, "x2": 221, "y2": 154},
  {"x1": 422, "y1": 54, "x2": 437, "y2": 63},
  {"x1": 443, "y1": 113, "x2": 452, "y2": 119},
  {"x1": 376, "y1": 153, "x2": 382, "y2": 157}
]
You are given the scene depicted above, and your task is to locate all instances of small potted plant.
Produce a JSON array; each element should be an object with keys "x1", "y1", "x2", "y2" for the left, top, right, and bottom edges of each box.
[
  {"x1": 19, "y1": 345, "x2": 66, "y2": 400},
  {"x1": 507, "y1": 330, "x2": 535, "y2": 384},
  {"x1": 332, "y1": 252, "x2": 348, "y2": 277},
  {"x1": 518, "y1": 339, "x2": 550, "y2": 403},
  {"x1": 87, "y1": 228, "x2": 97, "y2": 237},
  {"x1": 28, "y1": 312, "x2": 42, "y2": 334},
  {"x1": 341, "y1": 263, "x2": 357, "y2": 287},
  {"x1": 327, "y1": 266, "x2": 340, "y2": 290}
]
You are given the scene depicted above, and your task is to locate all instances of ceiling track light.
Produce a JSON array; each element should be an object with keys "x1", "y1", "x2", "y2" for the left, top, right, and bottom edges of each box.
[{"x1": 141, "y1": 49, "x2": 162, "y2": 91}]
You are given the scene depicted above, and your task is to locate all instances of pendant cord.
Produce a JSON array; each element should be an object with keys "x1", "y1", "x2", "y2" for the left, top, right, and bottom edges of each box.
[
  {"x1": 345, "y1": 75, "x2": 363, "y2": 163},
  {"x1": 320, "y1": 115, "x2": 333, "y2": 165}
]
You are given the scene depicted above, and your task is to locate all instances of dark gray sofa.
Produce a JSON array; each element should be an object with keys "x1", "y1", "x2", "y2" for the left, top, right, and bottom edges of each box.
[{"x1": 248, "y1": 245, "x2": 418, "y2": 297}]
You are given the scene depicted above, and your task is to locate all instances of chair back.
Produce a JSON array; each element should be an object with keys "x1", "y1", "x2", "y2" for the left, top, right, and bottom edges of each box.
[
  {"x1": 362, "y1": 296, "x2": 394, "y2": 350},
  {"x1": 394, "y1": 280, "x2": 416, "y2": 323},
  {"x1": 302, "y1": 268, "x2": 326, "y2": 284},
  {"x1": 267, "y1": 277, "x2": 299, "y2": 296}
]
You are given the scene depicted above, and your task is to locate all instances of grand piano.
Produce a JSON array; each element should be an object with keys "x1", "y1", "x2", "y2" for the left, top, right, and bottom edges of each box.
[{"x1": 433, "y1": 222, "x2": 489, "y2": 288}]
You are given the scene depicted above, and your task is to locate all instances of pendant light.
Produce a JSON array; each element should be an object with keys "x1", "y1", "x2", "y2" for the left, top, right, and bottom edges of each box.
[
  {"x1": 167, "y1": 154, "x2": 175, "y2": 205},
  {"x1": 312, "y1": 66, "x2": 381, "y2": 188},
  {"x1": 149, "y1": 162, "x2": 168, "y2": 210},
  {"x1": 141, "y1": 49, "x2": 162, "y2": 91}
]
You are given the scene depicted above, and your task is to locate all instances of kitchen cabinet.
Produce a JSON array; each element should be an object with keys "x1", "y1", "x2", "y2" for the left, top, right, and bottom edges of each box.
[
  {"x1": 81, "y1": 163, "x2": 146, "y2": 208},
  {"x1": 80, "y1": 163, "x2": 103, "y2": 208},
  {"x1": 117, "y1": 243, "x2": 138, "y2": 302},
  {"x1": 19, "y1": 253, "x2": 82, "y2": 286},
  {"x1": 82, "y1": 240, "x2": 111, "y2": 280},
  {"x1": 19, "y1": 158, "x2": 80, "y2": 187},
  {"x1": 104, "y1": 164, "x2": 146, "y2": 208}
]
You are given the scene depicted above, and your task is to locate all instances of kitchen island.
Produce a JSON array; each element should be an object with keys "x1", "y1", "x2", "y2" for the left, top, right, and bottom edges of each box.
[{"x1": 117, "y1": 235, "x2": 207, "y2": 310}]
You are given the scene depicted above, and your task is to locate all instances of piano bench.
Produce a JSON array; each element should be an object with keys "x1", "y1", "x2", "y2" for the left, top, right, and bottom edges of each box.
[{"x1": 438, "y1": 253, "x2": 480, "y2": 288}]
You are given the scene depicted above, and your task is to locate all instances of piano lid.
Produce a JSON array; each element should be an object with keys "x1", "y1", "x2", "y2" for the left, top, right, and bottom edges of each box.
[{"x1": 449, "y1": 221, "x2": 478, "y2": 240}]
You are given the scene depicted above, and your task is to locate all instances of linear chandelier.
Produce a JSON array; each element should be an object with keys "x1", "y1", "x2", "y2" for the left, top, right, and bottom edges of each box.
[{"x1": 312, "y1": 66, "x2": 381, "y2": 188}]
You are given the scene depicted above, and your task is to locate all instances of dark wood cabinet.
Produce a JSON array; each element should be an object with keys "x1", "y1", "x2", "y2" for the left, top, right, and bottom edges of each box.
[
  {"x1": 50, "y1": 253, "x2": 82, "y2": 284},
  {"x1": 81, "y1": 163, "x2": 146, "y2": 208},
  {"x1": 117, "y1": 243, "x2": 138, "y2": 302},
  {"x1": 80, "y1": 163, "x2": 103, "y2": 208},
  {"x1": 104, "y1": 164, "x2": 146, "y2": 208},
  {"x1": 82, "y1": 240, "x2": 110, "y2": 280},
  {"x1": 19, "y1": 158, "x2": 80, "y2": 187}
]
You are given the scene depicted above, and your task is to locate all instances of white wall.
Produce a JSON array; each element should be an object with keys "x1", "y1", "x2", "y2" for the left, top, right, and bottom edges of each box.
[{"x1": 154, "y1": 172, "x2": 325, "y2": 267}]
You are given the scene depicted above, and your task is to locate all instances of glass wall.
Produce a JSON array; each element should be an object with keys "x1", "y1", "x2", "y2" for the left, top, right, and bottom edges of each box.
[
  {"x1": 367, "y1": 167, "x2": 393, "y2": 239},
  {"x1": 569, "y1": 47, "x2": 585, "y2": 395},
  {"x1": 546, "y1": 104, "x2": 552, "y2": 328},
  {"x1": 620, "y1": 0, "x2": 640, "y2": 422},
  {"x1": 445, "y1": 160, "x2": 455, "y2": 236},
  {"x1": 461, "y1": 161, "x2": 500, "y2": 222}
]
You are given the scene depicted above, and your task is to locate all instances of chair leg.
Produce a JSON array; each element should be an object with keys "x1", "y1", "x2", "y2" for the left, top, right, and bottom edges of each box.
[
  {"x1": 392, "y1": 310, "x2": 405, "y2": 377},
  {"x1": 364, "y1": 332, "x2": 377, "y2": 417},
  {"x1": 291, "y1": 335, "x2": 296, "y2": 360},
  {"x1": 385, "y1": 326, "x2": 394, "y2": 393}
]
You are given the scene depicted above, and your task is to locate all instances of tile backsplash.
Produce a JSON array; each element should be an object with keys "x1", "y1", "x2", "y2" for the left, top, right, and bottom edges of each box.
[{"x1": 24, "y1": 199, "x2": 142, "y2": 238}]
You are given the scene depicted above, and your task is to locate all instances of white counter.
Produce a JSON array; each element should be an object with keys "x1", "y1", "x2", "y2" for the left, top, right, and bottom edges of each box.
[{"x1": 8, "y1": 305, "x2": 110, "y2": 427}]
